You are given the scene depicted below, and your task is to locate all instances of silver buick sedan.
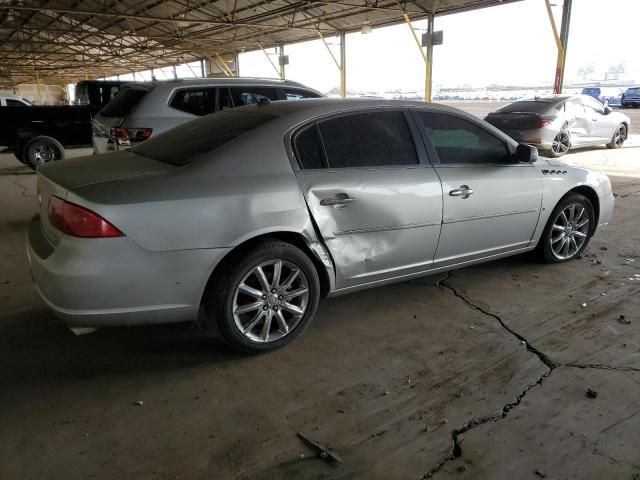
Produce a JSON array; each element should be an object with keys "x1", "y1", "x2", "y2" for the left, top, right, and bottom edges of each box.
[{"x1": 27, "y1": 99, "x2": 614, "y2": 353}]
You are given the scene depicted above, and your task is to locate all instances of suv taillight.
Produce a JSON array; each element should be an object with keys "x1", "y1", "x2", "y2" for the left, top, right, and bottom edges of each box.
[
  {"x1": 48, "y1": 196, "x2": 123, "y2": 238},
  {"x1": 537, "y1": 119, "x2": 553, "y2": 128},
  {"x1": 110, "y1": 127, "x2": 153, "y2": 146}
]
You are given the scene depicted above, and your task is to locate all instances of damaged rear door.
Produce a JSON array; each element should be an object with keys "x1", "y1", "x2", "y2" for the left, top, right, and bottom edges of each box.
[{"x1": 291, "y1": 109, "x2": 442, "y2": 289}]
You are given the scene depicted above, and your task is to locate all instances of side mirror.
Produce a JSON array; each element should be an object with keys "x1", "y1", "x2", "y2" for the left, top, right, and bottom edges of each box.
[
  {"x1": 514, "y1": 144, "x2": 538, "y2": 163},
  {"x1": 603, "y1": 107, "x2": 612, "y2": 115}
]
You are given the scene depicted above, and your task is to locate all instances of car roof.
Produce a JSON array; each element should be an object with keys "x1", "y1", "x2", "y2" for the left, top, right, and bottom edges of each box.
[
  {"x1": 237, "y1": 97, "x2": 480, "y2": 120},
  {"x1": 121, "y1": 77, "x2": 315, "y2": 90}
]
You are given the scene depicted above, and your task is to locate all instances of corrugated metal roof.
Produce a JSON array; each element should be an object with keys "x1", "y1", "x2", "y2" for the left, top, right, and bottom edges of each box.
[{"x1": 0, "y1": 0, "x2": 522, "y2": 87}]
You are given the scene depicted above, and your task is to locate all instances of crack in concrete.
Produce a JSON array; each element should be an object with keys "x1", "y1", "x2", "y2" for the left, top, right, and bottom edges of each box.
[
  {"x1": 12, "y1": 175, "x2": 36, "y2": 198},
  {"x1": 422, "y1": 272, "x2": 640, "y2": 478}
]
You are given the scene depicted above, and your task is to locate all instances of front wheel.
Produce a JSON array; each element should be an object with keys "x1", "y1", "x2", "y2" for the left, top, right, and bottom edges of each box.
[
  {"x1": 549, "y1": 129, "x2": 571, "y2": 157},
  {"x1": 606, "y1": 124, "x2": 627, "y2": 149},
  {"x1": 539, "y1": 193, "x2": 595, "y2": 263},
  {"x1": 207, "y1": 240, "x2": 320, "y2": 353},
  {"x1": 23, "y1": 136, "x2": 65, "y2": 169}
]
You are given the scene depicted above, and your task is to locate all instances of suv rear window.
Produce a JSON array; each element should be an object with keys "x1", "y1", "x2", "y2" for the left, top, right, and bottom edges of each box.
[
  {"x1": 100, "y1": 88, "x2": 148, "y2": 117},
  {"x1": 131, "y1": 108, "x2": 278, "y2": 166},
  {"x1": 627, "y1": 87, "x2": 640, "y2": 93}
]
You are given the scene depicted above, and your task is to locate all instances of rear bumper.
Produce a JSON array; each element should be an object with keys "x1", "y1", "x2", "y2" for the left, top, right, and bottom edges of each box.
[
  {"x1": 503, "y1": 128, "x2": 556, "y2": 151},
  {"x1": 26, "y1": 217, "x2": 230, "y2": 328}
]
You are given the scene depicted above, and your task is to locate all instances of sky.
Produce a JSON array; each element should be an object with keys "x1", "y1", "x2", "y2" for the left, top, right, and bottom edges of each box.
[{"x1": 238, "y1": 0, "x2": 640, "y2": 95}]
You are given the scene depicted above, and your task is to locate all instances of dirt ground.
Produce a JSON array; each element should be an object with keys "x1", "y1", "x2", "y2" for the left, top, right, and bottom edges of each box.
[{"x1": 1, "y1": 105, "x2": 640, "y2": 479}]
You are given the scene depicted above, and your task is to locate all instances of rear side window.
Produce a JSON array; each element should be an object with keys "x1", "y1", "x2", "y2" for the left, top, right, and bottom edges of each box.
[
  {"x1": 131, "y1": 108, "x2": 278, "y2": 166},
  {"x1": 229, "y1": 87, "x2": 279, "y2": 106},
  {"x1": 417, "y1": 111, "x2": 510, "y2": 164},
  {"x1": 317, "y1": 111, "x2": 418, "y2": 169},
  {"x1": 294, "y1": 127, "x2": 325, "y2": 169},
  {"x1": 100, "y1": 88, "x2": 147, "y2": 117},
  {"x1": 284, "y1": 88, "x2": 321, "y2": 100},
  {"x1": 170, "y1": 88, "x2": 215, "y2": 116}
]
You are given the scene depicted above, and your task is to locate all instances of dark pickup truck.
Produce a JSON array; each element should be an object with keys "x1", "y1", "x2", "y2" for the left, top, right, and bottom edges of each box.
[{"x1": 0, "y1": 80, "x2": 127, "y2": 168}]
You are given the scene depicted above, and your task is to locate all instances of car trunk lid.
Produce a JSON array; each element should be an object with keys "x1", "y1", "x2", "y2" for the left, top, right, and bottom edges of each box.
[{"x1": 485, "y1": 112, "x2": 550, "y2": 130}]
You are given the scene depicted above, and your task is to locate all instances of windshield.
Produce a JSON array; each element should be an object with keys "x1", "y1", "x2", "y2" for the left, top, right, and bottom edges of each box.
[
  {"x1": 582, "y1": 88, "x2": 599, "y2": 95},
  {"x1": 627, "y1": 87, "x2": 640, "y2": 94},
  {"x1": 495, "y1": 101, "x2": 555, "y2": 114},
  {"x1": 132, "y1": 108, "x2": 279, "y2": 166}
]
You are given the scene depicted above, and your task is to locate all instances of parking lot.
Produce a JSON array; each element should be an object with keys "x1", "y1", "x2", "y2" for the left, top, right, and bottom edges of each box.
[{"x1": 1, "y1": 101, "x2": 639, "y2": 479}]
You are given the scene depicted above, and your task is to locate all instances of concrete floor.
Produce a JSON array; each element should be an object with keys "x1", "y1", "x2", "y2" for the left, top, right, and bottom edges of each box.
[{"x1": 2, "y1": 113, "x2": 640, "y2": 479}]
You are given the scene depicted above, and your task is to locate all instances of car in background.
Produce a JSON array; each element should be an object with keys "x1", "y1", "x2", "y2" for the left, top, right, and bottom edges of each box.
[
  {"x1": 621, "y1": 87, "x2": 640, "y2": 108},
  {"x1": 484, "y1": 95, "x2": 630, "y2": 157},
  {"x1": 92, "y1": 78, "x2": 322, "y2": 154},
  {"x1": 28, "y1": 99, "x2": 613, "y2": 352},
  {"x1": 74, "y1": 80, "x2": 126, "y2": 108},
  {"x1": 0, "y1": 93, "x2": 32, "y2": 106},
  {"x1": 581, "y1": 86, "x2": 622, "y2": 107}
]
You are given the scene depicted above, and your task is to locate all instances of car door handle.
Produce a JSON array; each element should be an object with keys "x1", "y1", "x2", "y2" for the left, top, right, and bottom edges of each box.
[
  {"x1": 320, "y1": 194, "x2": 354, "y2": 208},
  {"x1": 449, "y1": 185, "x2": 474, "y2": 199}
]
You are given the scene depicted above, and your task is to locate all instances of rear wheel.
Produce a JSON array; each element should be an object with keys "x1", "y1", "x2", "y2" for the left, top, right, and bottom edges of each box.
[
  {"x1": 207, "y1": 240, "x2": 320, "y2": 353},
  {"x1": 549, "y1": 128, "x2": 571, "y2": 157},
  {"x1": 23, "y1": 136, "x2": 64, "y2": 169},
  {"x1": 606, "y1": 124, "x2": 627, "y2": 149},
  {"x1": 539, "y1": 193, "x2": 595, "y2": 263}
]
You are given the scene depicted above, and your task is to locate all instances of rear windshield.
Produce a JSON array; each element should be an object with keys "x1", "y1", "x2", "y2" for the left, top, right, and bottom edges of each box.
[
  {"x1": 132, "y1": 108, "x2": 279, "y2": 166},
  {"x1": 627, "y1": 87, "x2": 640, "y2": 93},
  {"x1": 495, "y1": 101, "x2": 555, "y2": 114},
  {"x1": 99, "y1": 88, "x2": 147, "y2": 117},
  {"x1": 582, "y1": 88, "x2": 599, "y2": 95}
]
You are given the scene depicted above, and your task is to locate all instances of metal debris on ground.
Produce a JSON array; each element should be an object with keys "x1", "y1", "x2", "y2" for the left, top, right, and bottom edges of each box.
[
  {"x1": 296, "y1": 432, "x2": 343, "y2": 464},
  {"x1": 586, "y1": 388, "x2": 599, "y2": 399},
  {"x1": 534, "y1": 469, "x2": 547, "y2": 478},
  {"x1": 133, "y1": 400, "x2": 144, "y2": 406},
  {"x1": 618, "y1": 315, "x2": 631, "y2": 325},
  {"x1": 581, "y1": 303, "x2": 587, "y2": 308}
]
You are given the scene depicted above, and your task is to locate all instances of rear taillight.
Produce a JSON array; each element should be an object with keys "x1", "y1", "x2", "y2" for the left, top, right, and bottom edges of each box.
[
  {"x1": 48, "y1": 196, "x2": 123, "y2": 238},
  {"x1": 110, "y1": 127, "x2": 153, "y2": 146},
  {"x1": 537, "y1": 119, "x2": 553, "y2": 128}
]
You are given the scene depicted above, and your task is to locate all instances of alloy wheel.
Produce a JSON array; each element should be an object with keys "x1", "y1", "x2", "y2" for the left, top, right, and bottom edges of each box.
[
  {"x1": 552, "y1": 131, "x2": 570, "y2": 155},
  {"x1": 32, "y1": 144, "x2": 57, "y2": 164},
  {"x1": 614, "y1": 125, "x2": 627, "y2": 147},
  {"x1": 550, "y1": 203, "x2": 590, "y2": 260},
  {"x1": 232, "y1": 259, "x2": 310, "y2": 343}
]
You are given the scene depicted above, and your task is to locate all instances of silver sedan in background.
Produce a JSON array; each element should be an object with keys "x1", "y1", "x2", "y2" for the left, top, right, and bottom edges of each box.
[
  {"x1": 485, "y1": 95, "x2": 630, "y2": 157},
  {"x1": 27, "y1": 99, "x2": 614, "y2": 353}
]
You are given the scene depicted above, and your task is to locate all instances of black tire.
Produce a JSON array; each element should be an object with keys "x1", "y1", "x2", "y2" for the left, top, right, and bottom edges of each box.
[
  {"x1": 606, "y1": 123, "x2": 627, "y2": 149},
  {"x1": 539, "y1": 193, "x2": 595, "y2": 263},
  {"x1": 207, "y1": 240, "x2": 320, "y2": 354},
  {"x1": 548, "y1": 128, "x2": 571, "y2": 158},
  {"x1": 13, "y1": 140, "x2": 26, "y2": 164},
  {"x1": 23, "y1": 136, "x2": 65, "y2": 169}
]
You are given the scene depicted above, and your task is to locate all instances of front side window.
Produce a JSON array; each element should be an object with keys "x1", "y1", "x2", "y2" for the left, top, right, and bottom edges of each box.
[
  {"x1": 582, "y1": 96, "x2": 605, "y2": 114},
  {"x1": 417, "y1": 111, "x2": 511, "y2": 165},
  {"x1": 169, "y1": 88, "x2": 215, "y2": 116},
  {"x1": 6, "y1": 99, "x2": 27, "y2": 106},
  {"x1": 317, "y1": 111, "x2": 418, "y2": 169}
]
